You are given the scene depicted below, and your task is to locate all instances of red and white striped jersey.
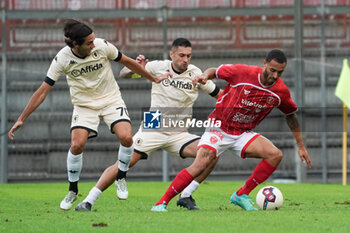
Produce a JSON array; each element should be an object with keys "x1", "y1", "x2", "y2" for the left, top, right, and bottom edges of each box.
[{"x1": 208, "y1": 64, "x2": 297, "y2": 135}]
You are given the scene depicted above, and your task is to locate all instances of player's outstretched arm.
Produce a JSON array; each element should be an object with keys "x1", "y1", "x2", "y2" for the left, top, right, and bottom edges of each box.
[
  {"x1": 119, "y1": 54, "x2": 170, "y2": 83},
  {"x1": 8, "y1": 82, "x2": 52, "y2": 140},
  {"x1": 119, "y1": 54, "x2": 148, "y2": 79},
  {"x1": 285, "y1": 113, "x2": 312, "y2": 168},
  {"x1": 192, "y1": 68, "x2": 217, "y2": 87}
]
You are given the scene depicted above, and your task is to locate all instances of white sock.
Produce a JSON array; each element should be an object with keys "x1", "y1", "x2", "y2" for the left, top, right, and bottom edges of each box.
[
  {"x1": 67, "y1": 150, "x2": 83, "y2": 182},
  {"x1": 118, "y1": 144, "x2": 134, "y2": 172},
  {"x1": 181, "y1": 180, "x2": 200, "y2": 198},
  {"x1": 83, "y1": 187, "x2": 102, "y2": 206}
]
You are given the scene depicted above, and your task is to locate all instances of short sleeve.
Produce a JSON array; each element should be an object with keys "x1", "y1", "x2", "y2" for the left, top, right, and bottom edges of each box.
[
  {"x1": 215, "y1": 64, "x2": 238, "y2": 84},
  {"x1": 46, "y1": 55, "x2": 64, "y2": 82},
  {"x1": 278, "y1": 89, "x2": 298, "y2": 115},
  {"x1": 145, "y1": 61, "x2": 158, "y2": 75},
  {"x1": 102, "y1": 39, "x2": 119, "y2": 60}
]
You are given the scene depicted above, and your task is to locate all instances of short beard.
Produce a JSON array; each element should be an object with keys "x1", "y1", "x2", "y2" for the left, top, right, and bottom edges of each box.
[{"x1": 262, "y1": 70, "x2": 269, "y2": 84}]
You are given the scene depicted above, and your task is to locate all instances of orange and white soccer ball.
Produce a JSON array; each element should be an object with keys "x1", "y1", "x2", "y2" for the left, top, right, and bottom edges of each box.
[{"x1": 256, "y1": 186, "x2": 283, "y2": 210}]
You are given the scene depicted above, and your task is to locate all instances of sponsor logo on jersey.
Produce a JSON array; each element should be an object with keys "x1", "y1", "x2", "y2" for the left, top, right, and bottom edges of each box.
[
  {"x1": 241, "y1": 98, "x2": 267, "y2": 109},
  {"x1": 232, "y1": 112, "x2": 258, "y2": 123},
  {"x1": 161, "y1": 79, "x2": 193, "y2": 90},
  {"x1": 143, "y1": 110, "x2": 161, "y2": 129},
  {"x1": 244, "y1": 89, "x2": 250, "y2": 95},
  {"x1": 71, "y1": 63, "x2": 103, "y2": 77}
]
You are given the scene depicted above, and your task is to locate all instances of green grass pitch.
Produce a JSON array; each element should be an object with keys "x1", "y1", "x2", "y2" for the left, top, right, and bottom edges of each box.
[{"x1": 1, "y1": 181, "x2": 350, "y2": 233}]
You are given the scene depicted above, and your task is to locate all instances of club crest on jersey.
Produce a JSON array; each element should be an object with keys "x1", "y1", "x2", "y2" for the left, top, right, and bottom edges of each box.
[
  {"x1": 267, "y1": 96, "x2": 276, "y2": 105},
  {"x1": 92, "y1": 51, "x2": 99, "y2": 59},
  {"x1": 143, "y1": 110, "x2": 161, "y2": 129}
]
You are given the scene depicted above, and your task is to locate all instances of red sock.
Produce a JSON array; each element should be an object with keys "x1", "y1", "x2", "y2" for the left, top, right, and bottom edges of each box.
[
  {"x1": 155, "y1": 169, "x2": 194, "y2": 206},
  {"x1": 237, "y1": 160, "x2": 276, "y2": 196}
]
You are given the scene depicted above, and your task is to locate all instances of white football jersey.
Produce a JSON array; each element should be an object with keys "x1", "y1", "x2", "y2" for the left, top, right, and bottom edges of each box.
[
  {"x1": 146, "y1": 60, "x2": 216, "y2": 109},
  {"x1": 145, "y1": 60, "x2": 217, "y2": 130},
  {"x1": 46, "y1": 38, "x2": 121, "y2": 109}
]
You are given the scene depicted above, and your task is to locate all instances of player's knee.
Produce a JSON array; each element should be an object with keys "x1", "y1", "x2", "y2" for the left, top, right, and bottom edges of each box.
[
  {"x1": 194, "y1": 148, "x2": 216, "y2": 171},
  {"x1": 70, "y1": 141, "x2": 85, "y2": 154},
  {"x1": 119, "y1": 135, "x2": 133, "y2": 147},
  {"x1": 270, "y1": 149, "x2": 283, "y2": 165}
]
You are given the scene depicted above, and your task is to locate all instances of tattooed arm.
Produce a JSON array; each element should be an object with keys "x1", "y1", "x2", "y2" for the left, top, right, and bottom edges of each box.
[{"x1": 285, "y1": 113, "x2": 312, "y2": 168}]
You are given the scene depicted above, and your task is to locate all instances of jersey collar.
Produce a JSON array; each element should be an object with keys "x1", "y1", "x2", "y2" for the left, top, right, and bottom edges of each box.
[
  {"x1": 171, "y1": 63, "x2": 185, "y2": 75},
  {"x1": 71, "y1": 48, "x2": 87, "y2": 59},
  {"x1": 258, "y1": 72, "x2": 277, "y2": 88}
]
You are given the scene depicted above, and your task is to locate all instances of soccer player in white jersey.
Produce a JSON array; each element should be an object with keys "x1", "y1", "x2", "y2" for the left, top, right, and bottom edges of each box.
[
  {"x1": 151, "y1": 49, "x2": 312, "y2": 212},
  {"x1": 8, "y1": 19, "x2": 170, "y2": 211},
  {"x1": 75, "y1": 38, "x2": 222, "y2": 211}
]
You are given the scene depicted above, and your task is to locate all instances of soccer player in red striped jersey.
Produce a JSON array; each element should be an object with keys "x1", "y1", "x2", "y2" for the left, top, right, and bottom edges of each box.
[{"x1": 151, "y1": 49, "x2": 312, "y2": 212}]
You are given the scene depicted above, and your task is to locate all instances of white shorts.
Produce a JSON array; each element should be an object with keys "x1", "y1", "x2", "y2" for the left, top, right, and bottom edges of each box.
[
  {"x1": 71, "y1": 101, "x2": 130, "y2": 138},
  {"x1": 198, "y1": 126, "x2": 260, "y2": 158},
  {"x1": 133, "y1": 126, "x2": 200, "y2": 159}
]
